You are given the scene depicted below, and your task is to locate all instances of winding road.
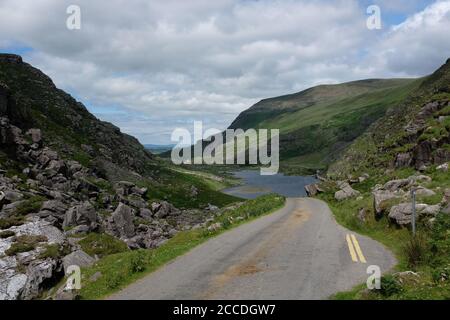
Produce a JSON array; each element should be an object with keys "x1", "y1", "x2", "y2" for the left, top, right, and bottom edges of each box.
[{"x1": 109, "y1": 198, "x2": 396, "y2": 300}]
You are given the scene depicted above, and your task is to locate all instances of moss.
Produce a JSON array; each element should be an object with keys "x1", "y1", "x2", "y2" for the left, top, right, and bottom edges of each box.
[
  {"x1": 0, "y1": 216, "x2": 25, "y2": 230},
  {"x1": 0, "y1": 230, "x2": 15, "y2": 238},
  {"x1": 6, "y1": 242, "x2": 35, "y2": 256},
  {"x1": 79, "y1": 233, "x2": 129, "y2": 258},
  {"x1": 14, "y1": 196, "x2": 45, "y2": 216},
  {"x1": 38, "y1": 243, "x2": 71, "y2": 259}
]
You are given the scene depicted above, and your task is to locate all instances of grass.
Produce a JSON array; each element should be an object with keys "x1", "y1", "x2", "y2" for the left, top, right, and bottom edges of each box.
[
  {"x1": 322, "y1": 165, "x2": 450, "y2": 300},
  {"x1": 79, "y1": 233, "x2": 129, "y2": 258},
  {"x1": 77, "y1": 194, "x2": 285, "y2": 300},
  {"x1": 5, "y1": 235, "x2": 48, "y2": 256}
]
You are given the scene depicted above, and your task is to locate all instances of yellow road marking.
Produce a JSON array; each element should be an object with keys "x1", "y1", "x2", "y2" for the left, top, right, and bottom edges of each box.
[
  {"x1": 346, "y1": 234, "x2": 358, "y2": 262},
  {"x1": 350, "y1": 234, "x2": 367, "y2": 263}
]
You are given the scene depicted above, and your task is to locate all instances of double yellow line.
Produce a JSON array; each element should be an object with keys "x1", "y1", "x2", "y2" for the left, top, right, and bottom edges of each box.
[{"x1": 346, "y1": 234, "x2": 366, "y2": 263}]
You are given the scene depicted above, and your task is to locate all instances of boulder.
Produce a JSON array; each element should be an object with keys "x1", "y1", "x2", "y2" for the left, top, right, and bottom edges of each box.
[
  {"x1": 112, "y1": 203, "x2": 135, "y2": 238},
  {"x1": 38, "y1": 200, "x2": 68, "y2": 218},
  {"x1": 63, "y1": 202, "x2": 97, "y2": 230},
  {"x1": 304, "y1": 183, "x2": 322, "y2": 197},
  {"x1": 334, "y1": 182, "x2": 360, "y2": 201},
  {"x1": 414, "y1": 187, "x2": 436, "y2": 197},
  {"x1": 139, "y1": 208, "x2": 153, "y2": 220},
  {"x1": 62, "y1": 250, "x2": 95, "y2": 272},
  {"x1": 25, "y1": 129, "x2": 42, "y2": 144},
  {"x1": 388, "y1": 203, "x2": 441, "y2": 226},
  {"x1": 153, "y1": 201, "x2": 179, "y2": 218},
  {"x1": 395, "y1": 153, "x2": 412, "y2": 168},
  {"x1": 383, "y1": 179, "x2": 410, "y2": 192},
  {"x1": 437, "y1": 163, "x2": 449, "y2": 172}
]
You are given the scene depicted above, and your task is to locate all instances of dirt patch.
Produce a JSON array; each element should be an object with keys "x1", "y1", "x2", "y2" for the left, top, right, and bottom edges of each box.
[{"x1": 199, "y1": 201, "x2": 311, "y2": 299}]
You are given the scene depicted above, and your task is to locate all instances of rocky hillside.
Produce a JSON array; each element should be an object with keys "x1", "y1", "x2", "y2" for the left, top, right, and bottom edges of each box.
[
  {"x1": 306, "y1": 58, "x2": 450, "y2": 299},
  {"x1": 228, "y1": 78, "x2": 420, "y2": 173},
  {"x1": 0, "y1": 54, "x2": 239, "y2": 300},
  {"x1": 0, "y1": 54, "x2": 154, "y2": 178},
  {"x1": 329, "y1": 58, "x2": 450, "y2": 178}
]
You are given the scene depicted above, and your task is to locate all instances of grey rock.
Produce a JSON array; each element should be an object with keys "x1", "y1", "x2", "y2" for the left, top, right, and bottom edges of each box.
[
  {"x1": 139, "y1": 208, "x2": 153, "y2": 220},
  {"x1": 62, "y1": 250, "x2": 95, "y2": 272},
  {"x1": 25, "y1": 129, "x2": 42, "y2": 144},
  {"x1": 389, "y1": 203, "x2": 441, "y2": 226},
  {"x1": 63, "y1": 202, "x2": 97, "y2": 230},
  {"x1": 112, "y1": 203, "x2": 135, "y2": 238},
  {"x1": 334, "y1": 182, "x2": 360, "y2": 201}
]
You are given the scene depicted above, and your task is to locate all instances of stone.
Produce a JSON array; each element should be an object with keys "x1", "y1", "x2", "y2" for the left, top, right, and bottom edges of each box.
[
  {"x1": 25, "y1": 129, "x2": 42, "y2": 144},
  {"x1": 414, "y1": 187, "x2": 436, "y2": 197},
  {"x1": 63, "y1": 202, "x2": 97, "y2": 230},
  {"x1": 305, "y1": 183, "x2": 321, "y2": 197},
  {"x1": 154, "y1": 201, "x2": 179, "y2": 218},
  {"x1": 395, "y1": 153, "x2": 412, "y2": 168},
  {"x1": 112, "y1": 203, "x2": 135, "y2": 238},
  {"x1": 383, "y1": 179, "x2": 410, "y2": 192},
  {"x1": 139, "y1": 208, "x2": 153, "y2": 220},
  {"x1": 334, "y1": 182, "x2": 360, "y2": 201},
  {"x1": 437, "y1": 163, "x2": 449, "y2": 172},
  {"x1": 62, "y1": 250, "x2": 95, "y2": 272},
  {"x1": 39, "y1": 200, "x2": 68, "y2": 218},
  {"x1": 207, "y1": 222, "x2": 222, "y2": 232},
  {"x1": 357, "y1": 208, "x2": 367, "y2": 223},
  {"x1": 388, "y1": 203, "x2": 441, "y2": 226}
]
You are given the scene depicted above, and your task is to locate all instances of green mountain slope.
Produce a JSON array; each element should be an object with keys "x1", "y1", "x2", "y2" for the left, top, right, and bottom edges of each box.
[
  {"x1": 318, "y1": 59, "x2": 450, "y2": 300},
  {"x1": 229, "y1": 78, "x2": 421, "y2": 174},
  {"x1": 329, "y1": 58, "x2": 450, "y2": 179}
]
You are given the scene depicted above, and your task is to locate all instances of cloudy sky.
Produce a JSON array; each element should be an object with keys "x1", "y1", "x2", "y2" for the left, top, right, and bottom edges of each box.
[{"x1": 0, "y1": 0, "x2": 449, "y2": 144}]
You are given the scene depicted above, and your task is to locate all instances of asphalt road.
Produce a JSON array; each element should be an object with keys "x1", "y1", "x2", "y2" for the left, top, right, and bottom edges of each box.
[{"x1": 109, "y1": 198, "x2": 396, "y2": 300}]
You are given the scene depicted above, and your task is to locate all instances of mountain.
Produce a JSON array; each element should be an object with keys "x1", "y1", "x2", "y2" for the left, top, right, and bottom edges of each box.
[
  {"x1": 144, "y1": 144, "x2": 175, "y2": 155},
  {"x1": 229, "y1": 78, "x2": 421, "y2": 173},
  {"x1": 328, "y1": 58, "x2": 450, "y2": 178},
  {"x1": 0, "y1": 54, "x2": 238, "y2": 300},
  {"x1": 312, "y1": 59, "x2": 450, "y2": 300},
  {"x1": 0, "y1": 54, "x2": 156, "y2": 180}
]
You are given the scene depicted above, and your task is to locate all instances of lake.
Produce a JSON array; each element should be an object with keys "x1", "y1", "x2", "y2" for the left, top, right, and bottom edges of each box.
[{"x1": 222, "y1": 170, "x2": 317, "y2": 199}]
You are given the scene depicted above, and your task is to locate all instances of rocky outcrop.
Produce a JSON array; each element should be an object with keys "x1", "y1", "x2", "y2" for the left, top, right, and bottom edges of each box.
[
  {"x1": 304, "y1": 183, "x2": 323, "y2": 197},
  {"x1": 334, "y1": 182, "x2": 360, "y2": 201},
  {"x1": 388, "y1": 203, "x2": 441, "y2": 226},
  {"x1": 111, "y1": 203, "x2": 135, "y2": 239}
]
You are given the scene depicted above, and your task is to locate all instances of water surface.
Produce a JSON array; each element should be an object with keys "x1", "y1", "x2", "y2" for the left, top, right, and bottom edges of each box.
[{"x1": 222, "y1": 170, "x2": 317, "y2": 199}]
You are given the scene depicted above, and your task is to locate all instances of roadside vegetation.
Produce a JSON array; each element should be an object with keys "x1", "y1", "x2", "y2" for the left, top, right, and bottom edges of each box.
[
  {"x1": 319, "y1": 165, "x2": 450, "y2": 300},
  {"x1": 71, "y1": 194, "x2": 285, "y2": 300}
]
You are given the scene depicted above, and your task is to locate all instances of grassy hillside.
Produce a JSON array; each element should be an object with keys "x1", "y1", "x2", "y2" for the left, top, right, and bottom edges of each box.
[
  {"x1": 321, "y1": 58, "x2": 450, "y2": 300},
  {"x1": 229, "y1": 78, "x2": 421, "y2": 174}
]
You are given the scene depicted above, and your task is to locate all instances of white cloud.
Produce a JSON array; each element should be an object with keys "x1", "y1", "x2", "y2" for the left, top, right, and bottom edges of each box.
[{"x1": 0, "y1": 0, "x2": 448, "y2": 143}]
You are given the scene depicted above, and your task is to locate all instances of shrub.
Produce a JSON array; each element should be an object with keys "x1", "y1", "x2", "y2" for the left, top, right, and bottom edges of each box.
[
  {"x1": 38, "y1": 243, "x2": 71, "y2": 259},
  {"x1": 14, "y1": 196, "x2": 45, "y2": 216},
  {"x1": 5, "y1": 242, "x2": 35, "y2": 256},
  {"x1": 379, "y1": 275, "x2": 403, "y2": 297},
  {"x1": 0, "y1": 230, "x2": 15, "y2": 238},
  {"x1": 79, "y1": 233, "x2": 128, "y2": 258},
  {"x1": 0, "y1": 216, "x2": 25, "y2": 230},
  {"x1": 129, "y1": 250, "x2": 148, "y2": 274},
  {"x1": 404, "y1": 233, "x2": 427, "y2": 268}
]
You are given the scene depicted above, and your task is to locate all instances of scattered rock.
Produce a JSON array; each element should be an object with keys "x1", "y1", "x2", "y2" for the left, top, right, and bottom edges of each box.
[
  {"x1": 388, "y1": 203, "x2": 441, "y2": 226},
  {"x1": 62, "y1": 250, "x2": 95, "y2": 272},
  {"x1": 112, "y1": 203, "x2": 135, "y2": 238},
  {"x1": 334, "y1": 182, "x2": 360, "y2": 201}
]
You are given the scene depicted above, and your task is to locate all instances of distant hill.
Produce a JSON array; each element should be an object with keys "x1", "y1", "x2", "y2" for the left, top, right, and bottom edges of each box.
[
  {"x1": 328, "y1": 58, "x2": 450, "y2": 178},
  {"x1": 144, "y1": 144, "x2": 175, "y2": 155},
  {"x1": 227, "y1": 78, "x2": 421, "y2": 174}
]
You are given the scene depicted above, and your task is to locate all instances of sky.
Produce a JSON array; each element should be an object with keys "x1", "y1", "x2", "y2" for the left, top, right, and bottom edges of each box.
[{"x1": 0, "y1": 0, "x2": 449, "y2": 144}]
